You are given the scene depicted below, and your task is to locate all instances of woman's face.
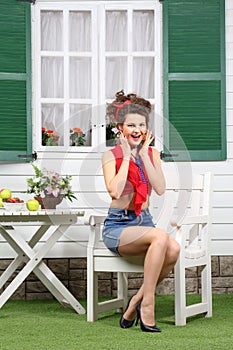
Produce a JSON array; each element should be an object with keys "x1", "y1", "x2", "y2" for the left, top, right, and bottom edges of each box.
[{"x1": 119, "y1": 113, "x2": 147, "y2": 147}]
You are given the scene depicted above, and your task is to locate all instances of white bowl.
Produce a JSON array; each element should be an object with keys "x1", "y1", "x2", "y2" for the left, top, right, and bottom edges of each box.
[{"x1": 3, "y1": 202, "x2": 24, "y2": 212}]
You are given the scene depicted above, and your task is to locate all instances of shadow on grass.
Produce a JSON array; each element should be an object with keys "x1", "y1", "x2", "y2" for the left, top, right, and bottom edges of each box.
[
  {"x1": 157, "y1": 294, "x2": 214, "y2": 326},
  {"x1": 96, "y1": 295, "x2": 177, "y2": 326}
]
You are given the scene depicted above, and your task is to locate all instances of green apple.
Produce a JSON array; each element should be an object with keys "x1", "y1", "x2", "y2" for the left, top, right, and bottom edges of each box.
[
  {"x1": 26, "y1": 199, "x2": 40, "y2": 211},
  {"x1": 0, "y1": 188, "x2": 12, "y2": 199},
  {"x1": 0, "y1": 198, "x2": 3, "y2": 207}
]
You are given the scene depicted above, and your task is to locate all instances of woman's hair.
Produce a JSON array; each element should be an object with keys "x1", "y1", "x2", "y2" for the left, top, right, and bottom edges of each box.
[{"x1": 106, "y1": 90, "x2": 152, "y2": 125}]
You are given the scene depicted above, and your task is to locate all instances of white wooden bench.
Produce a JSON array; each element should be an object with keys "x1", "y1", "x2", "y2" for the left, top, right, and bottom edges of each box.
[{"x1": 86, "y1": 172, "x2": 213, "y2": 326}]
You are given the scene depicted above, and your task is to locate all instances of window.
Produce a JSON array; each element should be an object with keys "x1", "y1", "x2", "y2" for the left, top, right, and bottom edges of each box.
[
  {"x1": 162, "y1": 0, "x2": 226, "y2": 161},
  {"x1": 0, "y1": 1, "x2": 226, "y2": 162},
  {"x1": 33, "y1": 1, "x2": 162, "y2": 152}
]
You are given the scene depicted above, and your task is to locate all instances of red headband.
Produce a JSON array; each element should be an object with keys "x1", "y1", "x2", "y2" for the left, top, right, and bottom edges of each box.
[{"x1": 112, "y1": 100, "x2": 131, "y2": 121}]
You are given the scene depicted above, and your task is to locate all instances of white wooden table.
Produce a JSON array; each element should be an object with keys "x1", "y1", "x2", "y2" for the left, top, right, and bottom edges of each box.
[{"x1": 0, "y1": 209, "x2": 85, "y2": 314}]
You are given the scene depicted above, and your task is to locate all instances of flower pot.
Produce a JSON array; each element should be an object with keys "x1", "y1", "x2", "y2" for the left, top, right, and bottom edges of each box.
[{"x1": 34, "y1": 196, "x2": 63, "y2": 209}]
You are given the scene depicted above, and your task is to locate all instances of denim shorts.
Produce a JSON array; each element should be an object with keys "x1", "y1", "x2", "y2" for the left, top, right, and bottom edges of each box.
[{"x1": 102, "y1": 207, "x2": 155, "y2": 256}]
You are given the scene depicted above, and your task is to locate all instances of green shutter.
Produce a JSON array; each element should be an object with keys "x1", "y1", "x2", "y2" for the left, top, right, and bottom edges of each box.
[
  {"x1": 163, "y1": 0, "x2": 226, "y2": 161},
  {"x1": 0, "y1": 0, "x2": 32, "y2": 162}
]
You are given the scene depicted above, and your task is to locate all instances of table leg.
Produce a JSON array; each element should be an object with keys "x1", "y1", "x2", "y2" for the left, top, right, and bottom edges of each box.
[
  {"x1": 0, "y1": 225, "x2": 50, "y2": 288},
  {"x1": 0, "y1": 256, "x2": 24, "y2": 289},
  {"x1": 34, "y1": 263, "x2": 85, "y2": 314},
  {"x1": 0, "y1": 224, "x2": 85, "y2": 314}
]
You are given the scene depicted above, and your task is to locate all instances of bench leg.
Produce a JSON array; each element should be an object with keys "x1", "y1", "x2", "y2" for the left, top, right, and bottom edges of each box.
[
  {"x1": 87, "y1": 251, "x2": 98, "y2": 321},
  {"x1": 117, "y1": 272, "x2": 128, "y2": 312},
  {"x1": 174, "y1": 257, "x2": 186, "y2": 326},
  {"x1": 201, "y1": 259, "x2": 212, "y2": 318}
]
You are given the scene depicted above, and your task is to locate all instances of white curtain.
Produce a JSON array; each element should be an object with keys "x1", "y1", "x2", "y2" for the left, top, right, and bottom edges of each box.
[
  {"x1": 69, "y1": 104, "x2": 92, "y2": 146},
  {"x1": 41, "y1": 57, "x2": 64, "y2": 98},
  {"x1": 40, "y1": 9, "x2": 155, "y2": 145},
  {"x1": 42, "y1": 104, "x2": 64, "y2": 146},
  {"x1": 132, "y1": 11, "x2": 155, "y2": 98},
  {"x1": 41, "y1": 11, "x2": 92, "y2": 145},
  {"x1": 69, "y1": 11, "x2": 91, "y2": 51},
  {"x1": 106, "y1": 11, "x2": 127, "y2": 51},
  {"x1": 133, "y1": 57, "x2": 154, "y2": 98},
  {"x1": 41, "y1": 11, "x2": 63, "y2": 51},
  {"x1": 133, "y1": 10, "x2": 154, "y2": 52},
  {"x1": 105, "y1": 10, "x2": 154, "y2": 99}
]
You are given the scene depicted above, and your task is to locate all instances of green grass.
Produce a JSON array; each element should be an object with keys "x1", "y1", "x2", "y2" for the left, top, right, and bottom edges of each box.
[{"x1": 0, "y1": 295, "x2": 232, "y2": 350}]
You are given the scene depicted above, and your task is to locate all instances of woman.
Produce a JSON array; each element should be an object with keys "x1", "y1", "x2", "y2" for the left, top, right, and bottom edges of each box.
[{"x1": 102, "y1": 90, "x2": 180, "y2": 332}]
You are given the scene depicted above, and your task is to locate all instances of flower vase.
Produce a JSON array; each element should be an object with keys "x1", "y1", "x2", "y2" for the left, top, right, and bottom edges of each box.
[{"x1": 34, "y1": 196, "x2": 63, "y2": 209}]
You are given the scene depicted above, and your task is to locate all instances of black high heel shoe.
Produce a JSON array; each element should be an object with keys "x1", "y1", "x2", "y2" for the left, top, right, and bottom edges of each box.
[
  {"x1": 120, "y1": 296, "x2": 136, "y2": 329},
  {"x1": 135, "y1": 303, "x2": 161, "y2": 333}
]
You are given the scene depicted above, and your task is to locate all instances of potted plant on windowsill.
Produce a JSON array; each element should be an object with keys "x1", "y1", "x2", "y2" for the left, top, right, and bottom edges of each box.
[
  {"x1": 70, "y1": 127, "x2": 86, "y2": 146},
  {"x1": 42, "y1": 127, "x2": 60, "y2": 146},
  {"x1": 26, "y1": 164, "x2": 77, "y2": 209},
  {"x1": 106, "y1": 122, "x2": 119, "y2": 146}
]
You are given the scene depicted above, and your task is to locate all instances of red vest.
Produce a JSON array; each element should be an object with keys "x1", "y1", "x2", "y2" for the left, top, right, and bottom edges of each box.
[{"x1": 111, "y1": 144, "x2": 154, "y2": 216}]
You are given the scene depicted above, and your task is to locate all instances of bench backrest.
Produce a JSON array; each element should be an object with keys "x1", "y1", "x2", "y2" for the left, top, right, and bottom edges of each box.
[
  {"x1": 88, "y1": 172, "x2": 213, "y2": 252},
  {"x1": 152, "y1": 172, "x2": 212, "y2": 233}
]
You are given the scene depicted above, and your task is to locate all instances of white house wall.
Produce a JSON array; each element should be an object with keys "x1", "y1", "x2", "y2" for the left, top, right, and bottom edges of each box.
[{"x1": 0, "y1": 0, "x2": 232, "y2": 257}]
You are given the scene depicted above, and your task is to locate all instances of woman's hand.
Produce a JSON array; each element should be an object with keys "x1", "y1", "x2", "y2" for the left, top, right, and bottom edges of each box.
[
  {"x1": 139, "y1": 131, "x2": 165, "y2": 195},
  {"x1": 119, "y1": 131, "x2": 131, "y2": 159},
  {"x1": 139, "y1": 130, "x2": 154, "y2": 158}
]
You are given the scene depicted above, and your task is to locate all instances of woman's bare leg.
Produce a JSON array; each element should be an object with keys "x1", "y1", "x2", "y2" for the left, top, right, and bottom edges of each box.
[
  {"x1": 118, "y1": 226, "x2": 169, "y2": 325},
  {"x1": 157, "y1": 236, "x2": 180, "y2": 283},
  {"x1": 119, "y1": 233, "x2": 180, "y2": 323}
]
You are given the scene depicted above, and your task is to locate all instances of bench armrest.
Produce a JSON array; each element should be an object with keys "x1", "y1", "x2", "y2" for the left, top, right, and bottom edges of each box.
[
  {"x1": 171, "y1": 215, "x2": 208, "y2": 227},
  {"x1": 84, "y1": 214, "x2": 106, "y2": 226}
]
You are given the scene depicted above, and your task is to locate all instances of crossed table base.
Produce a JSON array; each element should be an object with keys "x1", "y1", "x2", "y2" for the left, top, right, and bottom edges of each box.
[{"x1": 0, "y1": 209, "x2": 85, "y2": 314}]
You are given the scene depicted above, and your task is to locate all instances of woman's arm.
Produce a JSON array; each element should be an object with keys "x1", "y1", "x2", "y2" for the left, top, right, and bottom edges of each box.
[
  {"x1": 139, "y1": 131, "x2": 166, "y2": 196},
  {"x1": 141, "y1": 148, "x2": 166, "y2": 195},
  {"x1": 102, "y1": 151, "x2": 130, "y2": 199},
  {"x1": 102, "y1": 133, "x2": 131, "y2": 199}
]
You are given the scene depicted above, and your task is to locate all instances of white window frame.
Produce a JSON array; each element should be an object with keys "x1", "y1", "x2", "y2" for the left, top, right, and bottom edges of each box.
[{"x1": 32, "y1": 1, "x2": 163, "y2": 153}]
